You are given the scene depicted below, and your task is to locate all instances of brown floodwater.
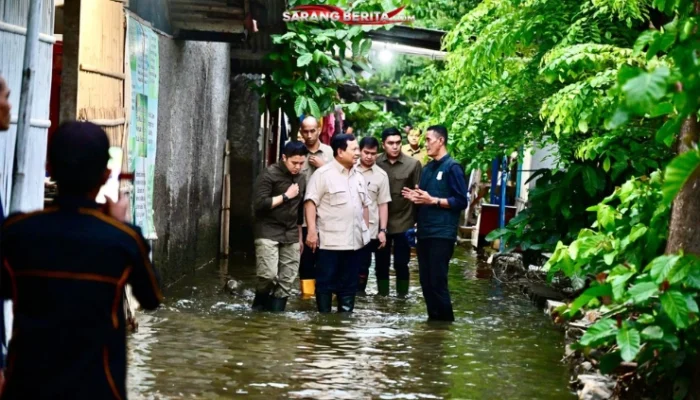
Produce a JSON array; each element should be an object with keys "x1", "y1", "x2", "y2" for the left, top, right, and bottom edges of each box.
[{"x1": 127, "y1": 247, "x2": 575, "y2": 399}]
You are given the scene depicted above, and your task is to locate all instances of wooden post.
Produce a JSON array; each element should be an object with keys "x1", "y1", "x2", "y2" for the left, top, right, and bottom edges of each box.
[{"x1": 220, "y1": 140, "x2": 231, "y2": 256}]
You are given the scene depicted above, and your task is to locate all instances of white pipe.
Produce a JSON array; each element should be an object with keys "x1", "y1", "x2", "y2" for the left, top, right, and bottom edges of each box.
[{"x1": 11, "y1": 0, "x2": 44, "y2": 213}]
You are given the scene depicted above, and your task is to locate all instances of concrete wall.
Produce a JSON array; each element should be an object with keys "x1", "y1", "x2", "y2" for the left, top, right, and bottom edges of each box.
[
  {"x1": 153, "y1": 38, "x2": 231, "y2": 285},
  {"x1": 227, "y1": 74, "x2": 263, "y2": 259}
]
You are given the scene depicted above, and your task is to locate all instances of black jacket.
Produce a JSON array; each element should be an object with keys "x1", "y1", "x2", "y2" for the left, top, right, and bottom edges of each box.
[{"x1": 0, "y1": 196, "x2": 163, "y2": 400}]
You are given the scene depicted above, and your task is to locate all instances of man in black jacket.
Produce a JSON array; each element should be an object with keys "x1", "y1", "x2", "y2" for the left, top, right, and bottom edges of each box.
[
  {"x1": 0, "y1": 121, "x2": 163, "y2": 399},
  {"x1": 252, "y1": 141, "x2": 308, "y2": 311},
  {"x1": 402, "y1": 125, "x2": 469, "y2": 322}
]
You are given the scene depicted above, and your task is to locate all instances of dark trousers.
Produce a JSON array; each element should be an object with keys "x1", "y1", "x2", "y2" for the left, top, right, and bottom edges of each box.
[
  {"x1": 316, "y1": 249, "x2": 361, "y2": 296},
  {"x1": 299, "y1": 227, "x2": 318, "y2": 280},
  {"x1": 417, "y1": 238, "x2": 455, "y2": 321},
  {"x1": 359, "y1": 239, "x2": 380, "y2": 280},
  {"x1": 376, "y1": 232, "x2": 410, "y2": 281}
]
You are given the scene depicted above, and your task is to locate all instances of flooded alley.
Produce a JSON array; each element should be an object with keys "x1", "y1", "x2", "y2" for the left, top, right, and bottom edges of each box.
[{"x1": 127, "y1": 248, "x2": 575, "y2": 399}]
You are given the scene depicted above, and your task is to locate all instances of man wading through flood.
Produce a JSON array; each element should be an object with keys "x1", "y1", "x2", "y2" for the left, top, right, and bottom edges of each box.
[
  {"x1": 298, "y1": 116, "x2": 334, "y2": 298},
  {"x1": 251, "y1": 142, "x2": 308, "y2": 312},
  {"x1": 376, "y1": 127, "x2": 422, "y2": 297},
  {"x1": 304, "y1": 134, "x2": 371, "y2": 313},
  {"x1": 0, "y1": 121, "x2": 163, "y2": 399},
  {"x1": 403, "y1": 125, "x2": 469, "y2": 322},
  {"x1": 356, "y1": 137, "x2": 391, "y2": 295}
]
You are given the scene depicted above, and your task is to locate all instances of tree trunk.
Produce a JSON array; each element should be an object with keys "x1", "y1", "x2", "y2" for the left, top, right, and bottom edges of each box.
[
  {"x1": 665, "y1": 117, "x2": 700, "y2": 255},
  {"x1": 666, "y1": 117, "x2": 700, "y2": 400}
]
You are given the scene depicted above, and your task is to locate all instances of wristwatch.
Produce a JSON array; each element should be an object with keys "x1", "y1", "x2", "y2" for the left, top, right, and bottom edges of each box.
[
  {"x1": 379, "y1": 228, "x2": 387, "y2": 234},
  {"x1": 282, "y1": 194, "x2": 289, "y2": 203}
]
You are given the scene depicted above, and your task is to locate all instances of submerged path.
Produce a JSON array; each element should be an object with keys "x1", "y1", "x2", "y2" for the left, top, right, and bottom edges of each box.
[{"x1": 127, "y1": 248, "x2": 575, "y2": 399}]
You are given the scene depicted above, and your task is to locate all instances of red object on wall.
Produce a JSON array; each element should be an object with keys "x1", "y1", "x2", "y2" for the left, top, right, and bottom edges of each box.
[
  {"x1": 48, "y1": 41, "x2": 63, "y2": 149},
  {"x1": 479, "y1": 204, "x2": 517, "y2": 239}
]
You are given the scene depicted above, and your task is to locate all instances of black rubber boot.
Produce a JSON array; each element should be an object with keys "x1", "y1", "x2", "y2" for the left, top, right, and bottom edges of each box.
[
  {"x1": 316, "y1": 293, "x2": 333, "y2": 313},
  {"x1": 357, "y1": 275, "x2": 368, "y2": 296},
  {"x1": 269, "y1": 296, "x2": 288, "y2": 312},
  {"x1": 337, "y1": 295, "x2": 356, "y2": 313},
  {"x1": 252, "y1": 292, "x2": 270, "y2": 311}
]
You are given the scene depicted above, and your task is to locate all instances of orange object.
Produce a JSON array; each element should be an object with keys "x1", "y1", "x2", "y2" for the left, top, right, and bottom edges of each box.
[{"x1": 300, "y1": 279, "x2": 315, "y2": 298}]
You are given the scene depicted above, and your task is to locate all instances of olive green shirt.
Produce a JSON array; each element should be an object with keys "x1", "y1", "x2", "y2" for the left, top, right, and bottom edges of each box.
[
  {"x1": 402, "y1": 143, "x2": 428, "y2": 166},
  {"x1": 376, "y1": 152, "x2": 422, "y2": 234}
]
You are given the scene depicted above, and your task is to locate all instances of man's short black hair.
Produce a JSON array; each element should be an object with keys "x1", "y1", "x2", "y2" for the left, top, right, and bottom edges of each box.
[
  {"x1": 427, "y1": 125, "x2": 448, "y2": 145},
  {"x1": 49, "y1": 121, "x2": 110, "y2": 195},
  {"x1": 331, "y1": 133, "x2": 356, "y2": 156},
  {"x1": 359, "y1": 136, "x2": 379, "y2": 150},
  {"x1": 381, "y1": 127, "x2": 402, "y2": 143},
  {"x1": 283, "y1": 140, "x2": 308, "y2": 158}
]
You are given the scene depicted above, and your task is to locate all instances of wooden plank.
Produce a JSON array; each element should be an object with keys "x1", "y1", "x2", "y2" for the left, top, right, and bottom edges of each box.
[{"x1": 80, "y1": 64, "x2": 126, "y2": 81}]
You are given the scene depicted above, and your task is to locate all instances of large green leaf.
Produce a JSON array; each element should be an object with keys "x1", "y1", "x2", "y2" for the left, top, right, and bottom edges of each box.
[
  {"x1": 580, "y1": 318, "x2": 617, "y2": 346},
  {"x1": 622, "y1": 66, "x2": 670, "y2": 115},
  {"x1": 568, "y1": 284, "x2": 612, "y2": 315},
  {"x1": 616, "y1": 326, "x2": 641, "y2": 362},
  {"x1": 687, "y1": 259, "x2": 700, "y2": 289},
  {"x1": 628, "y1": 281, "x2": 659, "y2": 304},
  {"x1": 307, "y1": 97, "x2": 322, "y2": 118},
  {"x1": 661, "y1": 290, "x2": 690, "y2": 329},
  {"x1": 360, "y1": 39, "x2": 373, "y2": 57},
  {"x1": 294, "y1": 97, "x2": 307, "y2": 118},
  {"x1": 662, "y1": 150, "x2": 700, "y2": 205},
  {"x1": 297, "y1": 53, "x2": 314, "y2": 67},
  {"x1": 641, "y1": 325, "x2": 664, "y2": 340},
  {"x1": 293, "y1": 80, "x2": 307, "y2": 94},
  {"x1": 646, "y1": 255, "x2": 680, "y2": 284},
  {"x1": 360, "y1": 101, "x2": 380, "y2": 111}
]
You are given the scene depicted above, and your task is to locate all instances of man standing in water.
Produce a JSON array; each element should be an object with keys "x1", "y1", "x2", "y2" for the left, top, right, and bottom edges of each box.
[
  {"x1": 252, "y1": 141, "x2": 308, "y2": 312},
  {"x1": 402, "y1": 125, "x2": 469, "y2": 322},
  {"x1": 304, "y1": 134, "x2": 371, "y2": 313},
  {"x1": 298, "y1": 116, "x2": 334, "y2": 298},
  {"x1": 0, "y1": 121, "x2": 163, "y2": 398},
  {"x1": 356, "y1": 137, "x2": 391, "y2": 295},
  {"x1": 376, "y1": 127, "x2": 422, "y2": 297},
  {"x1": 403, "y1": 128, "x2": 428, "y2": 166}
]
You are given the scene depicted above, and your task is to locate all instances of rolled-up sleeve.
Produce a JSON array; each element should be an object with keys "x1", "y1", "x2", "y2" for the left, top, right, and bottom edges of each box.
[
  {"x1": 305, "y1": 170, "x2": 324, "y2": 206},
  {"x1": 253, "y1": 171, "x2": 273, "y2": 212},
  {"x1": 446, "y1": 164, "x2": 469, "y2": 210},
  {"x1": 378, "y1": 174, "x2": 392, "y2": 205}
]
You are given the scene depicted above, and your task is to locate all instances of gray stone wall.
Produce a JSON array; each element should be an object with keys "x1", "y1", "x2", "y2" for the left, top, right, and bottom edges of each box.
[
  {"x1": 227, "y1": 74, "x2": 263, "y2": 259},
  {"x1": 153, "y1": 38, "x2": 231, "y2": 285}
]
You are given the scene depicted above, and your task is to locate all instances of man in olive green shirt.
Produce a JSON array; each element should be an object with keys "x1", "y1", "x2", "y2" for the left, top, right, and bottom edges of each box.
[
  {"x1": 402, "y1": 128, "x2": 428, "y2": 166},
  {"x1": 376, "y1": 127, "x2": 422, "y2": 296}
]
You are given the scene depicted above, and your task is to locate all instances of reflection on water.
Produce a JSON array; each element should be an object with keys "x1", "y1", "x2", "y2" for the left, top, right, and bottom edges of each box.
[{"x1": 128, "y1": 248, "x2": 575, "y2": 399}]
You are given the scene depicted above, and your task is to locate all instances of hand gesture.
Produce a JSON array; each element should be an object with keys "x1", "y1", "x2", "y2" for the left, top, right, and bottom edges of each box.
[
  {"x1": 285, "y1": 183, "x2": 300, "y2": 199},
  {"x1": 377, "y1": 231, "x2": 387, "y2": 249},
  {"x1": 305, "y1": 229, "x2": 319, "y2": 252},
  {"x1": 309, "y1": 155, "x2": 325, "y2": 168},
  {"x1": 402, "y1": 185, "x2": 435, "y2": 205}
]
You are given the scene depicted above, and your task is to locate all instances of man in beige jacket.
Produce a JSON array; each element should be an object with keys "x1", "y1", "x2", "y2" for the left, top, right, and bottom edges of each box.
[{"x1": 304, "y1": 134, "x2": 371, "y2": 313}]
